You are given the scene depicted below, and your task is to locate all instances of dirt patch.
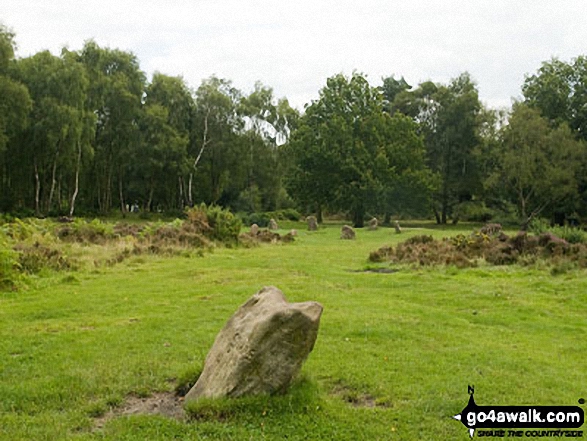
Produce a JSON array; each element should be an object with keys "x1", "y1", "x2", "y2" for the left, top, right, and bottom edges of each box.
[
  {"x1": 94, "y1": 392, "x2": 185, "y2": 429},
  {"x1": 348, "y1": 268, "x2": 399, "y2": 274},
  {"x1": 330, "y1": 382, "x2": 391, "y2": 408}
]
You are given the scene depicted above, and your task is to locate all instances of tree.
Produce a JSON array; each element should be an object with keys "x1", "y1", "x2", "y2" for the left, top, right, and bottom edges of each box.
[
  {"x1": 190, "y1": 77, "x2": 244, "y2": 206},
  {"x1": 136, "y1": 103, "x2": 188, "y2": 211},
  {"x1": 523, "y1": 56, "x2": 587, "y2": 220},
  {"x1": 287, "y1": 73, "x2": 431, "y2": 227},
  {"x1": 380, "y1": 75, "x2": 411, "y2": 114},
  {"x1": 523, "y1": 56, "x2": 587, "y2": 141},
  {"x1": 0, "y1": 26, "x2": 32, "y2": 211},
  {"x1": 142, "y1": 73, "x2": 193, "y2": 209},
  {"x1": 392, "y1": 73, "x2": 483, "y2": 223},
  {"x1": 237, "y1": 82, "x2": 299, "y2": 211},
  {"x1": 14, "y1": 50, "x2": 89, "y2": 215},
  {"x1": 485, "y1": 104, "x2": 585, "y2": 229},
  {"x1": 77, "y1": 41, "x2": 146, "y2": 213}
]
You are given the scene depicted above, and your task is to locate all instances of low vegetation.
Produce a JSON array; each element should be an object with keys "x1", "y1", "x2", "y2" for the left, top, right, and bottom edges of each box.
[
  {"x1": 1, "y1": 220, "x2": 586, "y2": 440},
  {"x1": 0, "y1": 205, "x2": 244, "y2": 290},
  {"x1": 370, "y1": 226, "x2": 587, "y2": 273}
]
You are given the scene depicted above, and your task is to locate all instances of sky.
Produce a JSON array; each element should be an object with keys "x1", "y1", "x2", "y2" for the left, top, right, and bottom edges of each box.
[{"x1": 1, "y1": 1, "x2": 586, "y2": 111}]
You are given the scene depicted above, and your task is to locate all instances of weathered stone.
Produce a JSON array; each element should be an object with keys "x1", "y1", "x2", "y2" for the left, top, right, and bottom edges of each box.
[
  {"x1": 368, "y1": 217, "x2": 378, "y2": 230},
  {"x1": 268, "y1": 218, "x2": 278, "y2": 230},
  {"x1": 306, "y1": 216, "x2": 318, "y2": 231},
  {"x1": 250, "y1": 223, "x2": 259, "y2": 235},
  {"x1": 185, "y1": 286, "x2": 322, "y2": 402},
  {"x1": 289, "y1": 229, "x2": 297, "y2": 237},
  {"x1": 394, "y1": 221, "x2": 402, "y2": 234},
  {"x1": 480, "y1": 223, "x2": 502, "y2": 236},
  {"x1": 340, "y1": 225, "x2": 355, "y2": 240}
]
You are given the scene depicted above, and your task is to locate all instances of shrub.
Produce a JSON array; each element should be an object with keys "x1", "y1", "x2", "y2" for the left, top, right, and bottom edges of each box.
[
  {"x1": 404, "y1": 235, "x2": 434, "y2": 245},
  {"x1": 57, "y1": 219, "x2": 114, "y2": 244},
  {"x1": 369, "y1": 228, "x2": 587, "y2": 270},
  {"x1": 0, "y1": 231, "x2": 19, "y2": 289},
  {"x1": 454, "y1": 201, "x2": 494, "y2": 222},
  {"x1": 529, "y1": 218, "x2": 550, "y2": 235},
  {"x1": 551, "y1": 226, "x2": 586, "y2": 244},
  {"x1": 186, "y1": 204, "x2": 242, "y2": 244},
  {"x1": 242, "y1": 212, "x2": 271, "y2": 228},
  {"x1": 14, "y1": 242, "x2": 72, "y2": 273}
]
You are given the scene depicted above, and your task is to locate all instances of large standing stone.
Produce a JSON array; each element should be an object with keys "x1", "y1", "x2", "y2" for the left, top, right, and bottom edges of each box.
[
  {"x1": 268, "y1": 218, "x2": 279, "y2": 230},
  {"x1": 185, "y1": 286, "x2": 323, "y2": 401},
  {"x1": 340, "y1": 225, "x2": 355, "y2": 240},
  {"x1": 368, "y1": 217, "x2": 378, "y2": 230},
  {"x1": 250, "y1": 223, "x2": 259, "y2": 235},
  {"x1": 306, "y1": 216, "x2": 318, "y2": 231},
  {"x1": 394, "y1": 220, "x2": 402, "y2": 234}
]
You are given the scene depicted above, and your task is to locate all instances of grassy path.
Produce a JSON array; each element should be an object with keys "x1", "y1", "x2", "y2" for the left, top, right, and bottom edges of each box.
[{"x1": 1, "y1": 222, "x2": 586, "y2": 440}]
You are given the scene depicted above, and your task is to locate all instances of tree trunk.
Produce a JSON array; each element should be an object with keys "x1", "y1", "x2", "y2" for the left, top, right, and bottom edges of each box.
[
  {"x1": 106, "y1": 167, "x2": 112, "y2": 213},
  {"x1": 147, "y1": 179, "x2": 155, "y2": 212},
  {"x1": 178, "y1": 175, "x2": 184, "y2": 209},
  {"x1": 47, "y1": 147, "x2": 60, "y2": 213},
  {"x1": 188, "y1": 172, "x2": 193, "y2": 207},
  {"x1": 352, "y1": 204, "x2": 365, "y2": 228},
  {"x1": 441, "y1": 202, "x2": 448, "y2": 224},
  {"x1": 316, "y1": 204, "x2": 323, "y2": 224},
  {"x1": 69, "y1": 142, "x2": 82, "y2": 217},
  {"x1": 188, "y1": 107, "x2": 211, "y2": 207},
  {"x1": 118, "y1": 169, "x2": 126, "y2": 214},
  {"x1": 432, "y1": 206, "x2": 441, "y2": 224},
  {"x1": 34, "y1": 161, "x2": 41, "y2": 217}
]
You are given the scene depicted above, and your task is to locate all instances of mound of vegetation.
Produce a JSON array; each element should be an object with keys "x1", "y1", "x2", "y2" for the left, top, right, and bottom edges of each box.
[
  {"x1": 369, "y1": 229, "x2": 587, "y2": 269},
  {"x1": 0, "y1": 205, "x2": 245, "y2": 288}
]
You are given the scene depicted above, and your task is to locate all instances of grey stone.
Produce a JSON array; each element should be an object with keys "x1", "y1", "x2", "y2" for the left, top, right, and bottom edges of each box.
[
  {"x1": 340, "y1": 225, "x2": 355, "y2": 240},
  {"x1": 368, "y1": 217, "x2": 378, "y2": 230},
  {"x1": 394, "y1": 221, "x2": 402, "y2": 234},
  {"x1": 250, "y1": 224, "x2": 259, "y2": 235},
  {"x1": 185, "y1": 286, "x2": 322, "y2": 401},
  {"x1": 306, "y1": 216, "x2": 318, "y2": 231},
  {"x1": 268, "y1": 219, "x2": 278, "y2": 230}
]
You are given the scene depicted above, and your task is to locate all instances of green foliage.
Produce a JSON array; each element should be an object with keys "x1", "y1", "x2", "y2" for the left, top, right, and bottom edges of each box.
[
  {"x1": 523, "y1": 55, "x2": 587, "y2": 141},
  {"x1": 57, "y1": 218, "x2": 114, "y2": 244},
  {"x1": 453, "y1": 201, "x2": 494, "y2": 222},
  {"x1": 186, "y1": 204, "x2": 242, "y2": 244},
  {"x1": 554, "y1": 226, "x2": 587, "y2": 244},
  {"x1": 240, "y1": 209, "x2": 301, "y2": 228},
  {"x1": 15, "y1": 242, "x2": 72, "y2": 273},
  {"x1": 530, "y1": 219, "x2": 587, "y2": 244},
  {"x1": 485, "y1": 104, "x2": 584, "y2": 228},
  {"x1": 393, "y1": 73, "x2": 483, "y2": 224},
  {"x1": 287, "y1": 73, "x2": 432, "y2": 227},
  {"x1": 0, "y1": 229, "x2": 19, "y2": 289}
]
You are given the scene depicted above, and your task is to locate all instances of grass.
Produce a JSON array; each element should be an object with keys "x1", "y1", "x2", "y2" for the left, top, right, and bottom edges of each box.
[{"x1": 0, "y1": 221, "x2": 586, "y2": 440}]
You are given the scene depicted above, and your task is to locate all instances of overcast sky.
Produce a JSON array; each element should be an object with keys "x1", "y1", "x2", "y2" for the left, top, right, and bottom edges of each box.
[{"x1": 1, "y1": 1, "x2": 586, "y2": 110}]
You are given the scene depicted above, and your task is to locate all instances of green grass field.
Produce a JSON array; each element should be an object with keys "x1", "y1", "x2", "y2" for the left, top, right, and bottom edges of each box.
[{"x1": 1, "y1": 222, "x2": 586, "y2": 440}]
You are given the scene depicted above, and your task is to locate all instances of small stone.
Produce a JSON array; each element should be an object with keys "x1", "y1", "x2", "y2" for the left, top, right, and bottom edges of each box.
[
  {"x1": 250, "y1": 224, "x2": 259, "y2": 235},
  {"x1": 306, "y1": 216, "x2": 318, "y2": 231},
  {"x1": 394, "y1": 221, "x2": 402, "y2": 234},
  {"x1": 340, "y1": 225, "x2": 355, "y2": 240}
]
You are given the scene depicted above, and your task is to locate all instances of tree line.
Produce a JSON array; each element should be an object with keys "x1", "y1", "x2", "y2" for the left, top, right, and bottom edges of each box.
[{"x1": 1, "y1": 24, "x2": 586, "y2": 228}]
